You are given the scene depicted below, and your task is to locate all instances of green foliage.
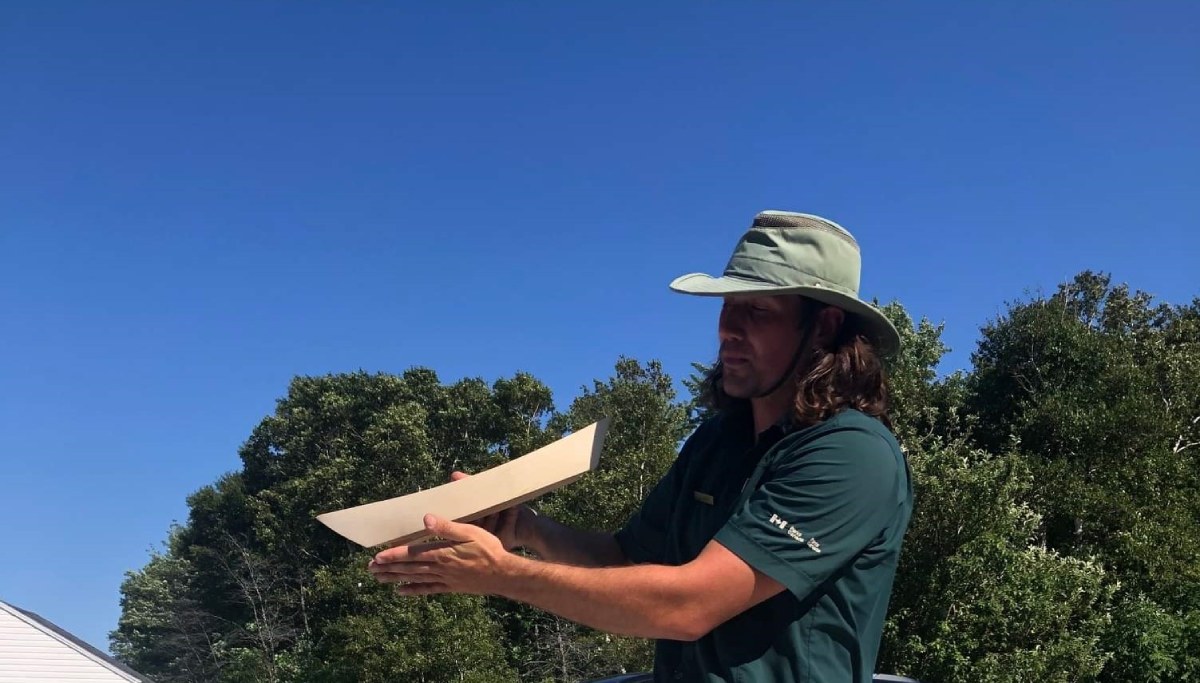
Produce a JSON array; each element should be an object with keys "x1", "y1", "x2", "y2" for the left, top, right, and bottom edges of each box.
[
  {"x1": 880, "y1": 442, "x2": 1114, "y2": 682},
  {"x1": 544, "y1": 357, "x2": 691, "y2": 532},
  {"x1": 877, "y1": 275, "x2": 1200, "y2": 682},
  {"x1": 113, "y1": 272, "x2": 1200, "y2": 682},
  {"x1": 302, "y1": 556, "x2": 516, "y2": 683},
  {"x1": 113, "y1": 529, "x2": 222, "y2": 682},
  {"x1": 880, "y1": 302, "x2": 971, "y2": 445},
  {"x1": 1100, "y1": 592, "x2": 1196, "y2": 683},
  {"x1": 507, "y1": 356, "x2": 688, "y2": 681},
  {"x1": 958, "y1": 272, "x2": 1200, "y2": 682},
  {"x1": 112, "y1": 361, "x2": 685, "y2": 682}
]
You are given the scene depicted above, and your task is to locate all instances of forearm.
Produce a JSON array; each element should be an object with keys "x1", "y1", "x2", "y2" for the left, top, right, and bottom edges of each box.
[
  {"x1": 371, "y1": 517, "x2": 765, "y2": 641},
  {"x1": 525, "y1": 514, "x2": 628, "y2": 567},
  {"x1": 496, "y1": 556, "x2": 706, "y2": 641}
]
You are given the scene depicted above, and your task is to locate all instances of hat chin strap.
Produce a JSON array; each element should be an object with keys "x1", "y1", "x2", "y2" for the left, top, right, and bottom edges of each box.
[{"x1": 750, "y1": 323, "x2": 817, "y2": 400}]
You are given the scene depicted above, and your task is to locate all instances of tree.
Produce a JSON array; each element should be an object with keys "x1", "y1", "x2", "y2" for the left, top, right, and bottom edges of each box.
[
  {"x1": 872, "y1": 301, "x2": 1116, "y2": 682},
  {"x1": 963, "y1": 273, "x2": 1200, "y2": 681},
  {"x1": 112, "y1": 529, "x2": 224, "y2": 683},
  {"x1": 505, "y1": 357, "x2": 692, "y2": 681},
  {"x1": 114, "y1": 275, "x2": 1200, "y2": 682},
  {"x1": 545, "y1": 357, "x2": 691, "y2": 531},
  {"x1": 113, "y1": 361, "x2": 691, "y2": 682},
  {"x1": 114, "y1": 369, "x2": 549, "y2": 682},
  {"x1": 879, "y1": 441, "x2": 1114, "y2": 682}
]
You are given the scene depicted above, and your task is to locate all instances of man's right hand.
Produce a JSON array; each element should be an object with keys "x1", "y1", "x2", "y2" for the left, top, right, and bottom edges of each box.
[{"x1": 451, "y1": 471, "x2": 539, "y2": 552}]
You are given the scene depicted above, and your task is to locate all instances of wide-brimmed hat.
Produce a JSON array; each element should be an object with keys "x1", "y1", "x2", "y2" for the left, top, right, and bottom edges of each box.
[{"x1": 670, "y1": 210, "x2": 901, "y2": 355}]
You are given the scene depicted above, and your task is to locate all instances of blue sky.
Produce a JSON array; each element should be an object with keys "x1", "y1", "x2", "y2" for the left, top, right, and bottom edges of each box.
[{"x1": 2, "y1": 2, "x2": 1197, "y2": 653}]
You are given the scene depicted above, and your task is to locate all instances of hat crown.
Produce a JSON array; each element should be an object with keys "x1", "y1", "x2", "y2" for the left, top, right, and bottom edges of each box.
[
  {"x1": 667, "y1": 208, "x2": 901, "y2": 355},
  {"x1": 724, "y1": 211, "x2": 862, "y2": 296}
]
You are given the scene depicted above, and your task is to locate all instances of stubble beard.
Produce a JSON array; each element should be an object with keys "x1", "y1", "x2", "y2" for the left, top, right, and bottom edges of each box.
[{"x1": 721, "y1": 365, "x2": 761, "y2": 399}]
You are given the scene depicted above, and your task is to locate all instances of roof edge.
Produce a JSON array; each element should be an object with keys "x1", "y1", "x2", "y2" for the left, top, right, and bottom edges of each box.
[{"x1": 0, "y1": 600, "x2": 152, "y2": 682}]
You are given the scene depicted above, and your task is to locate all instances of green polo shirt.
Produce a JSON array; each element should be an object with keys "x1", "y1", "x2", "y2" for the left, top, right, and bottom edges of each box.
[{"x1": 615, "y1": 407, "x2": 912, "y2": 683}]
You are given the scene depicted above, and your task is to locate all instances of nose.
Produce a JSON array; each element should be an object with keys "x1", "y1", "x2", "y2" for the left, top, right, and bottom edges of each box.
[{"x1": 718, "y1": 303, "x2": 745, "y2": 343}]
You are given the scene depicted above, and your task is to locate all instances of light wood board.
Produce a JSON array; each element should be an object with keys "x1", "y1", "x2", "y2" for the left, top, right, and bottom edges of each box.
[{"x1": 316, "y1": 419, "x2": 609, "y2": 548}]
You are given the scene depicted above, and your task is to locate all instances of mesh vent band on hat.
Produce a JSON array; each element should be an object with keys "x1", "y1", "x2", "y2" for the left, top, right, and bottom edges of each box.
[
  {"x1": 753, "y1": 212, "x2": 823, "y2": 229},
  {"x1": 751, "y1": 212, "x2": 860, "y2": 249}
]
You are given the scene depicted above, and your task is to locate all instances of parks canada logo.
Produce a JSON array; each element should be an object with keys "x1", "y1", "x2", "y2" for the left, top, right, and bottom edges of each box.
[{"x1": 768, "y1": 513, "x2": 822, "y2": 553}]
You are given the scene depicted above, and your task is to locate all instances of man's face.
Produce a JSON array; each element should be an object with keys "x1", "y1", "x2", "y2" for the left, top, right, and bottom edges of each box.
[{"x1": 718, "y1": 295, "x2": 806, "y2": 399}]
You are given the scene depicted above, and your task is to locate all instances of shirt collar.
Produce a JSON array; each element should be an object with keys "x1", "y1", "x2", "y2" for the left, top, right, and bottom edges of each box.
[{"x1": 722, "y1": 404, "x2": 794, "y2": 448}]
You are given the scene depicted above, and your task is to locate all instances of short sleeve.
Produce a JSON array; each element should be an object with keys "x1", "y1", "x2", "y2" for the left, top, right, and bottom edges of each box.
[{"x1": 713, "y1": 424, "x2": 902, "y2": 601}]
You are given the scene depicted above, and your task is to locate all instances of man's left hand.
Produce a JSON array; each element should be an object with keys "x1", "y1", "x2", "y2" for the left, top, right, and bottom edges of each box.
[{"x1": 368, "y1": 514, "x2": 514, "y2": 596}]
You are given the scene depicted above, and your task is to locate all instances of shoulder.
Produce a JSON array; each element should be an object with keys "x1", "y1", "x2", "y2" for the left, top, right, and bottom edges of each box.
[
  {"x1": 787, "y1": 409, "x2": 898, "y2": 450},
  {"x1": 774, "y1": 410, "x2": 902, "y2": 478}
]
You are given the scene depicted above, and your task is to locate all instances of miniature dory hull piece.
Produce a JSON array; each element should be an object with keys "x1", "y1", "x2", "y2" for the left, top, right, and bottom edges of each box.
[{"x1": 316, "y1": 419, "x2": 609, "y2": 548}]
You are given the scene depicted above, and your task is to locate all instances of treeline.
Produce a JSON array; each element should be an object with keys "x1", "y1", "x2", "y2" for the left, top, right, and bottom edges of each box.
[{"x1": 111, "y1": 272, "x2": 1200, "y2": 683}]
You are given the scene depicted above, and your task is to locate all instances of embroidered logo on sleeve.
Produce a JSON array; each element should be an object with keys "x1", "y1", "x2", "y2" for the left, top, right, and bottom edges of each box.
[{"x1": 766, "y1": 513, "x2": 822, "y2": 553}]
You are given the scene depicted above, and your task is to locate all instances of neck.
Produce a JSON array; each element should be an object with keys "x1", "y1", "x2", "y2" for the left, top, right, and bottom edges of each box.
[{"x1": 750, "y1": 389, "x2": 793, "y2": 436}]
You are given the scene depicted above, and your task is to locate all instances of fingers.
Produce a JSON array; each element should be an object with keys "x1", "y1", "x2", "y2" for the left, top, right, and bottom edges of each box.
[
  {"x1": 366, "y1": 512, "x2": 502, "y2": 598},
  {"x1": 477, "y1": 512, "x2": 500, "y2": 536},
  {"x1": 374, "y1": 539, "x2": 456, "y2": 564},
  {"x1": 374, "y1": 571, "x2": 441, "y2": 584},
  {"x1": 471, "y1": 508, "x2": 522, "y2": 550},
  {"x1": 369, "y1": 557, "x2": 444, "y2": 588},
  {"x1": 423, "y1": 514, "x2": 479, "y2": 542},
  {"x1": 450, "y1": 472, "x2": 503, "y2": 534},
  {"x1": 497, "y1": 508, "x2": 519, "y2": 543},
  {"x1": 374, "y1": 517, "x2": 485, "y2": 566},
  {"x1": 394, "y1": 582, "x2": 449, "y2": 596},
  {"x1": 368, "y1": 560, "x2": 437, "y2": 575}
]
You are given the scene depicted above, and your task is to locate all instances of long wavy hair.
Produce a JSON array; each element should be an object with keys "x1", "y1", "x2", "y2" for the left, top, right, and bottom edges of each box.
[{"x1": 696, "y1": 298, "x2": 892, "y2": 430}]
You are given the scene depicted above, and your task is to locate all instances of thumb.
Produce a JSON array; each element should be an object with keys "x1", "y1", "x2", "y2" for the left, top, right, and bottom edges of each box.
[
  {"x1": 424, "y1": 514, "x2": 478, "y2": 542},
  {"x1": 449, "y1": 471, "x2": 471, "y2": 482}
]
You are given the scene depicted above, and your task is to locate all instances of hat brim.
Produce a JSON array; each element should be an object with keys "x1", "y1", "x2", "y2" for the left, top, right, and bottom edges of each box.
[{"x1": 670, "y1": 273, "x2": 901, "y2": 356}]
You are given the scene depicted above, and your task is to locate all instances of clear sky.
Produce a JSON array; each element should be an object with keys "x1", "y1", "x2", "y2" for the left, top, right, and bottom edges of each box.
[{"x1": 2, "y1": 2, "x2": 1197, "y2": 653}]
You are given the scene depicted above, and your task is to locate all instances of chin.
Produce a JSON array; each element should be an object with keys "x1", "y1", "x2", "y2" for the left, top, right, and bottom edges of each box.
[{"x1": 721, "y1": 382, "x2": 754, "y2": 400}]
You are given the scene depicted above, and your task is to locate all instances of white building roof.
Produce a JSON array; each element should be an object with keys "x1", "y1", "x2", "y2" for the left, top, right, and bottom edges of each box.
[{"x1": 0, "y1": 600, "x2": 150, "y2": 682}]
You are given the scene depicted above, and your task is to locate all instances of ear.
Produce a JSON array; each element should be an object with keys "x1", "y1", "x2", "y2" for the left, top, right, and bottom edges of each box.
[{"x1": 815, "y1": 307, "x2": 845, "y2": 346}]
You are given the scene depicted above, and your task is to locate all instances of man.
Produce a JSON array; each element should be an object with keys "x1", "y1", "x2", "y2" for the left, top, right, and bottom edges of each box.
[{"x1": 369, "y1": 210, "x2": 913, "y2": 682}]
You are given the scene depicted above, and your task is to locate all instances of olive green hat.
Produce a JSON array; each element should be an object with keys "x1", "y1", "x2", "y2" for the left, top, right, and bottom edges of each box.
[{"x1": 670, "y1": 210, "x2": 901, "y2": 355}]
